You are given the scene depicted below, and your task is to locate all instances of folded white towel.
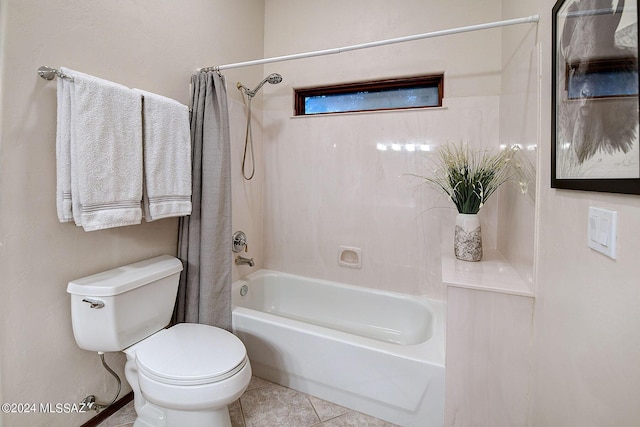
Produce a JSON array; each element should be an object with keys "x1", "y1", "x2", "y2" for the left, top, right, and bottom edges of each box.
[
  {"x1": 134, "y1": 89, "x2": 192, "y2": 221},
  {"x1": 62, "y1": 67, "x2": 143, "y2": 231},
  {"x1": 56, "y1": 75, "x2": 73, "y2": 222}
]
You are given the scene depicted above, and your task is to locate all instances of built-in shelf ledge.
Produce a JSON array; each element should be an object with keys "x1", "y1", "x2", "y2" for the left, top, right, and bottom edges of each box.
[{"x1": 442, "y1": 249, "x2": 534, "y2": 298}]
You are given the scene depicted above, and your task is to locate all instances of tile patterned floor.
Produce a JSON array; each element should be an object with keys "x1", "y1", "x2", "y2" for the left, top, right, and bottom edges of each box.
[{"x1": 97, "y1": 376, "x2": 398, "y2": 427}]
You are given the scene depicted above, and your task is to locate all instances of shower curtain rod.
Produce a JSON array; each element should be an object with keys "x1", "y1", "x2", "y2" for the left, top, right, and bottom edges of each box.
[{"x1": 199, "y1": 15, "x2": 539, "y2": 73}]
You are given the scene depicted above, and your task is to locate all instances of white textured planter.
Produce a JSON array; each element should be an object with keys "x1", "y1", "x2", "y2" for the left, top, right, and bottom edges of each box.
[{"x1": 454, "y1": 214, "x2": 482, "y2": 262}]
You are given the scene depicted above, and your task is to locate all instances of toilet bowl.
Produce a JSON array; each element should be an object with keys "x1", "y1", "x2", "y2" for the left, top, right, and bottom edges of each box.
[
  {"x1": 66, "y1": 255, "x2": 251, "y2": 427},
  {"x1": 125, "y1": 323, "x2": 251, "y2": 427}
]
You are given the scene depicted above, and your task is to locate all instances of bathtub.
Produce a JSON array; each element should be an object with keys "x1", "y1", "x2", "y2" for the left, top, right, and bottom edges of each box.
[{"x1": 232, "y1": 270, "x2": 445, "y2": 427}]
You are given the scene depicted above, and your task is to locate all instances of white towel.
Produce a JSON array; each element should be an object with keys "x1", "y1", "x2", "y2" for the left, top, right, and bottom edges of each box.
[
  {"x1": 134, "y1": 89, "x2": 192, "y2": 221},
  {"x1": 56, "y1": 75, "x2": 73, "y2": 222},
  {"x1": 62, "y1": 67, "x2": 143, "y2": 231}
]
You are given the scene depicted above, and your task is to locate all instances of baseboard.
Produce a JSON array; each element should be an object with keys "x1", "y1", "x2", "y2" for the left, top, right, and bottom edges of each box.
[{"x1": 79, "y1": 392, "x2": 134, "y2": 427}]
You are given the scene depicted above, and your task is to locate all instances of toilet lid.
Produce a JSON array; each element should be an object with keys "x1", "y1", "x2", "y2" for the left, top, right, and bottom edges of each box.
[{"x1": 134, "y1": 323, "x2": 247, "y2": 386}]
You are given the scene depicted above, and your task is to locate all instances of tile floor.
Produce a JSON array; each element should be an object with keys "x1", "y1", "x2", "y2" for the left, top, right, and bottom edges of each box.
[{"x1": 97, "y1": 376, "x2": 398, "y2": 427}]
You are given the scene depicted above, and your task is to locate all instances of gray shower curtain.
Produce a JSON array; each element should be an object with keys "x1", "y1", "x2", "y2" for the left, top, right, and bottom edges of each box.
[{"x1": 174, "y1": 72, "x2": 232, "y2": 330}]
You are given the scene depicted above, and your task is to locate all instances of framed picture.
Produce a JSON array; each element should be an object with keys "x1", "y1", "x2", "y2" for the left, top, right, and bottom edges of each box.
[{"x1": 552, "y1": 0, "x2": 640, "y2": 194}]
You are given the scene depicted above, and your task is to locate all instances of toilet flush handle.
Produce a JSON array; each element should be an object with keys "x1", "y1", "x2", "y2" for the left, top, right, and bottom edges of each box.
[{"x1": 82, "y1": 298, "x2": 105, "y2": 309}]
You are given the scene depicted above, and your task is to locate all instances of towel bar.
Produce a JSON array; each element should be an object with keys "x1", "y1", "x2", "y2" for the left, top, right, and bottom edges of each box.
[{"x1": 38, "y1": 66, "x2": 74, "y2": 81}]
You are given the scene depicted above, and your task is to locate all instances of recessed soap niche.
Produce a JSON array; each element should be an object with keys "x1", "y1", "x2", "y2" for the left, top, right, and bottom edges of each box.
[{"x1": 338, "y1": 246, "x2": 361, "y2": 269}]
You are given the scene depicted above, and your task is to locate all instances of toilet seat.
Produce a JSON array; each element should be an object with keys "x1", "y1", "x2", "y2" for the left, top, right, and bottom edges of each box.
[{"x1": 132, "y1": 323, "x2": 248, "y2": 386}]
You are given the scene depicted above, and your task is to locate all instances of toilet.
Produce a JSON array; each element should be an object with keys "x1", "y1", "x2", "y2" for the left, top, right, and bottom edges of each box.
[{"x1": 66, "y1": 255, "x2": 251, "y2": 427}]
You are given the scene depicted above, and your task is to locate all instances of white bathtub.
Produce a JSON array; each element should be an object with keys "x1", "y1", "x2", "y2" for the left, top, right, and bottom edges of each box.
[{"x1": 232, "y1": 270, "x2": 445, "y2": 427}]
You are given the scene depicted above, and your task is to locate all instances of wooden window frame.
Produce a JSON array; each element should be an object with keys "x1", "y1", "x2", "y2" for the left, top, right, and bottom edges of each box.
[{"x1": 294, "y1": 74, "x2": 444, "y2": 116}]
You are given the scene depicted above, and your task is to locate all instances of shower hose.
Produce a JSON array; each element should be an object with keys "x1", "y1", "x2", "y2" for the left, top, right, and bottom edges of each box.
[{"x1": 241, "y1": 94, "x2": 255, "y2": 181}]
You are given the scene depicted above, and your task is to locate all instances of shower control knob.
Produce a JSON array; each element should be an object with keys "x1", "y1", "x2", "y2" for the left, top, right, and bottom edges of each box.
[{"x1": 232, "y1": 231, "x2": 248, "y2": 253}]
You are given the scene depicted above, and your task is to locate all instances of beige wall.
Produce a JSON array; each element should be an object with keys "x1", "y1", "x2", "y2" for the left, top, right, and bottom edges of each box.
[
  {"x1": 0, "y1": 1, "x2": 264, "y2": 426},
  {"x1": 531, "y1": 0, "x2": 640, "y2": 425},
  {"x1": 0, "y1": 0, "x2": 7, "y2": 423}
]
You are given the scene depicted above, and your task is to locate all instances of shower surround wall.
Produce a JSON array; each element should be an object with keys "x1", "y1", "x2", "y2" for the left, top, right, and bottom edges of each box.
[
  {"x1": 230, "y1": 97, "x2": 265, "y2": 283},
  {"x1": 498, "y1": 0, "x2": 538, "y2": 286},
  {"x1": 262, "y1": 0, "x2": 510, "y2": 298},
  {"x1": 0, "y1": 1, "x2": 265, "y2": 426}
]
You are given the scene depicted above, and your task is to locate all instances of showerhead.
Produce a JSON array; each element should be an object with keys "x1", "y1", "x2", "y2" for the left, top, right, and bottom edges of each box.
[
  {"x1": 237, "y1": 73, "x2": 283, "y2": 98},
  {"x1": 265, "y1": 73, "x2": 283, "y2": 84}
]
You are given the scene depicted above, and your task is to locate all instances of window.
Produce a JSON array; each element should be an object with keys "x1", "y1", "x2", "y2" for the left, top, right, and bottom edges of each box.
[
  {"x1": 566, "y1": 57, "x2": 638, "y2": 99},
  {"x1": 294, "y1": 74, "x2": 444, "y2": 116}
]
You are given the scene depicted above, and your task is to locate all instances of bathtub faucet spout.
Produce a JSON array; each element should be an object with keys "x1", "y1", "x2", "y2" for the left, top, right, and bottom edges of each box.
[{"x1": 235, "y1": 255, "x2": 254, "y2": 267}]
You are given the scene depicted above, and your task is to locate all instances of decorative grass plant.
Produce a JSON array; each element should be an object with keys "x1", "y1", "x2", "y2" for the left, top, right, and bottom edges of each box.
[{"x1": 416, "y1": 142, "x2": 516, "y2": 214}]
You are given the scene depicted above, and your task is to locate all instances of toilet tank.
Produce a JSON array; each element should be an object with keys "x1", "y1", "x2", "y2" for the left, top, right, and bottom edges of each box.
[{"x1": 66, "y1": 255, "x2": 183, "y2": 352}]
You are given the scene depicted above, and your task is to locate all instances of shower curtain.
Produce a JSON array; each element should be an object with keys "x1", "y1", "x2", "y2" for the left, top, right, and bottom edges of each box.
[{"x1": 174, "y1": 72, "x2": 232, "y2": 330}]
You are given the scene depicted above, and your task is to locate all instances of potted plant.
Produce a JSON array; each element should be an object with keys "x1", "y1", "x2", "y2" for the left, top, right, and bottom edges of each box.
[{"x1": 414, "y1": 142, "x2": 515, "y2": 261}]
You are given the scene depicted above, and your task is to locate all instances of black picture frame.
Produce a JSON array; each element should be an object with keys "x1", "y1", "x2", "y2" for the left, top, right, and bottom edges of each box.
[{"x1": 552, "y1": 0, "x2": 640, "y2": 194}]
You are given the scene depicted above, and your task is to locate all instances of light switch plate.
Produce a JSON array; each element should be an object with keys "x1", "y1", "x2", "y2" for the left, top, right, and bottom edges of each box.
[{"x1": 588, "y1": 207, "x2": 617, "y2": 259}]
